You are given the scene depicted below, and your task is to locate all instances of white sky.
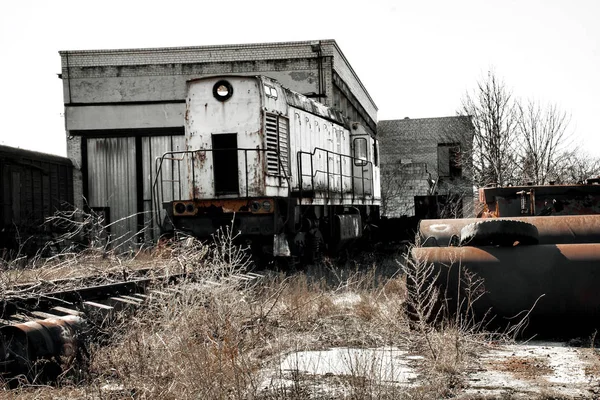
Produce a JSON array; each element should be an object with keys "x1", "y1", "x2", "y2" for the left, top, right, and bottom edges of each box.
[{"x1": 1, "y1": 0, "x2": 598, "y2": 157}]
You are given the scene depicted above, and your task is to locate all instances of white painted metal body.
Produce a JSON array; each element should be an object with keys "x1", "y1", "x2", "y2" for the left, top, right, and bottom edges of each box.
[{"x1": 183, "y1": 75, "x2": 380, "y2": 206}]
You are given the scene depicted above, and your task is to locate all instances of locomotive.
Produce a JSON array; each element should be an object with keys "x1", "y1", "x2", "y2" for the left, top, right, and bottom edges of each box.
[{"x1": 153, "y1": 75, "x2": 380, "y2": 261}]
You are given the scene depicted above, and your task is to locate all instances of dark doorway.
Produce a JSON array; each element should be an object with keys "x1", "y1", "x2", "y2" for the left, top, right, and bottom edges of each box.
[{"x1": 212, "y1": 134, "x2": 239, "y2": 195}]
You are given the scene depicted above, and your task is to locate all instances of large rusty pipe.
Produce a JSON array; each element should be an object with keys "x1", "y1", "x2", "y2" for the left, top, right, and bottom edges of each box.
[
  {"x1": 0, "y1": 315, "x2": 84, "y2": 379},
  {"x1": 411, "y1": 244, "x2": 600, "y2": 331},
  {"x1": 418, "y1": 214, "x2": 600, "y2": 247}
]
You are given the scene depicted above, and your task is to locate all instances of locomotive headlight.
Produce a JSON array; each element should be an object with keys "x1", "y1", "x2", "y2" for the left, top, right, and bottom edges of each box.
[
  {"x1": 186, "y1": 203, "x2": 195, "y2": 213},
  {"x1": 262, "y1": 200, "x2": 272, "y2": 211},
  {"x1": 251, "y1": 201, "x2": 261, "y2": 212},
  {"x1": 174, "y1": 202, "x2": 186, "y2": 214}
]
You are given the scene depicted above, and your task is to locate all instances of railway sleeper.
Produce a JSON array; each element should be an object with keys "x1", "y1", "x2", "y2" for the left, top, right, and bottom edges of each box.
[{"x1": 0, "y1": 272, "x2": 263, "y2": 383}]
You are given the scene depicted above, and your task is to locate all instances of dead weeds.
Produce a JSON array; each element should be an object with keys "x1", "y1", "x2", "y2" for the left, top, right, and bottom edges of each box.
[{"x1": 0, "y1": 233, "x2": 493, "y2": 399}]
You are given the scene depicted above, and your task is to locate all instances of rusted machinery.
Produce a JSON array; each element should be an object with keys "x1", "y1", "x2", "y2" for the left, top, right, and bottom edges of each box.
[
  {"x1": 0, "y1": 316, "x2": 84, "y2": 382},
  {"x1": 413, "y1": 181, "x2": 600, "y2": 335}
]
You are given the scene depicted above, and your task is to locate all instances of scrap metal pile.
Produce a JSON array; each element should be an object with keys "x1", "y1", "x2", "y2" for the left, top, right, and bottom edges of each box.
[{"x1": 412, "y1": 181, "x2": 600, "y2": 335}]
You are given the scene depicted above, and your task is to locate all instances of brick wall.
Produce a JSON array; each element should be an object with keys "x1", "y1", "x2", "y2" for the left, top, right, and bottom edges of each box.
[
  {"x1": 378, "y1": 117, "x2": 475, "y2": 218},
  {"x1": 381, "y1": 162, "x2": 431, "y2": 217},
  {"x1": 60, "y1": 41, "x2": 331, "y2": 67}
]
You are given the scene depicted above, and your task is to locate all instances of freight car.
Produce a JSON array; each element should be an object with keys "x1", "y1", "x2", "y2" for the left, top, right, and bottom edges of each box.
[
  {"x1": 0, "y1": 145, "x2": 74, "y2": 255},
  {"x1": 153, "y1": 75, "x2": 381, "y2": 261}
]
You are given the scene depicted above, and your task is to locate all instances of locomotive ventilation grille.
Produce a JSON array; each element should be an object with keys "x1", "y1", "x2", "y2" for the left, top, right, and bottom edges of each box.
[{"x1": 265, "y1": 113, "x2": 289, "y2": 176}]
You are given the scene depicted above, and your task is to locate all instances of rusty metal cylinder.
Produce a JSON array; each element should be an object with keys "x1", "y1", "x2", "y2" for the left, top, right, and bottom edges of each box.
[
  {"x1": 0, "y1": 315, "x2": 84, "y2": 379},
  {"x1": 411, "y1": 244, "x2": 600, "y2": 333},
  {"x1": 418, "y1": 214, "x2": 600, "y2": 246}
]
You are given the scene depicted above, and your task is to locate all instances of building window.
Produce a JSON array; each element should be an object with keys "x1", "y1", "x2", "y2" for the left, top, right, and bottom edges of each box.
[{"x1": 437, "y1": 143, "x2": 462, "y2": 178}]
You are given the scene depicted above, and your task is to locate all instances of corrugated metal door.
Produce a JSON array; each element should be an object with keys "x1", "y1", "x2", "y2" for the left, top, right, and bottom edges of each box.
[{"x1": 87, "y1": 137, "x2": 137, "y2": 248}]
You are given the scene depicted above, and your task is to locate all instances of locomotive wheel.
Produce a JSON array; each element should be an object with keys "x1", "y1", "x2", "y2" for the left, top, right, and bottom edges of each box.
[{"x1": 460, "y1": 220, "x2": 539, "y2": 247}]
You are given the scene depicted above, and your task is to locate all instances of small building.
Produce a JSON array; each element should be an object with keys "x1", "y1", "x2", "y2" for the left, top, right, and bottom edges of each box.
[
  {"x1": 377, "y1": 116, "x2": 475, "y2": 219},
  {"x1": 58, "y1": 40, "x2": 378, "y2": 244}
]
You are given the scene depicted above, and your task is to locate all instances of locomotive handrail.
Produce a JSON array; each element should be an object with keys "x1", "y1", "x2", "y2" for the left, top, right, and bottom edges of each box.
[
  {"x1": 296, "y1": 147, "x2": 375, "y2": 203},
  {"x1": 151, "y1": 147, "x2": 273, "y2": 231}
]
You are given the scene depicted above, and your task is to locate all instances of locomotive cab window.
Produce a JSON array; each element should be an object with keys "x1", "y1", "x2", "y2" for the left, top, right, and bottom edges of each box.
[
  {"x1": 264, "y1": 85, "x2": 278, "y2": 99},
  {"x1": 353, "y1": 137, "x2": 368, "y2": 166}
]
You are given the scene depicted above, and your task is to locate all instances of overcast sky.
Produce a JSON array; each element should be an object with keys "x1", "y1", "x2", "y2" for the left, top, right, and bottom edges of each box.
[{"x1": 1, "y1": 0, "x2": 598, "y2": 157}]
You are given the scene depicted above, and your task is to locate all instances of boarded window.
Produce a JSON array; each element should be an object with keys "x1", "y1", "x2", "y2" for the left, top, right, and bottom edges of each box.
[{"x1": 265, "y1": 113, "x2": 289, "y2": 176}]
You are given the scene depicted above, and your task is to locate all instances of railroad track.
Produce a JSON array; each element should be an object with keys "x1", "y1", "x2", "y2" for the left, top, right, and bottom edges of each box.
[{"x1": 0, "y1": 269, "x2": 263, "y2": 382}]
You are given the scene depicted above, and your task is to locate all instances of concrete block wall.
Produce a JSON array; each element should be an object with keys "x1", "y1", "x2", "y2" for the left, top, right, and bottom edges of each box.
[
  {"x1": 60, "y1": 40, "x2": 377, "y2": 121},
  {"x1": 62, "y1": 59, "x2": 322, "y2": 104}
]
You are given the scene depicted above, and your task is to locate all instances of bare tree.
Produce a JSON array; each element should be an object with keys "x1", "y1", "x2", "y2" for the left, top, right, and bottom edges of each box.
[
  {"x1": 460, "y1": 71, "x2": 520, "y2": 187},
  {"x1": 554, "y1": 148, "x2": 600, "y2": 183},
  {"x1": 516, "y1": 100, "x2": 571, "y2": 185}
]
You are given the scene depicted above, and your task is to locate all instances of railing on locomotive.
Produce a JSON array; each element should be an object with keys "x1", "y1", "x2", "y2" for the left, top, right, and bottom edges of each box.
[
  {"x1": 296, "y1": 147, "x2": 376, "y2": 202},
  {"x1": 152, "y1": 146, "x2": 378, "y2": 231},
  {"x1": 152, "y1": 147, "x2": 283, "y2": 230}
]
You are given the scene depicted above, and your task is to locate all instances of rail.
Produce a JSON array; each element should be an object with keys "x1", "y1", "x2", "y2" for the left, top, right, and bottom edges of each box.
[{"x1": 0, "y1": 269, "x2": 263, "y2": 381}]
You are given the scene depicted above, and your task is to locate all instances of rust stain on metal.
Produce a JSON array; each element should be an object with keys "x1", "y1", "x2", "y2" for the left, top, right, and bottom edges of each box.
[
  {"x1": 478, "y1": 183, "x2": 600, "y2": 217},
  {"x1": 193, "y1": 186, "x2": 201, "y2": 199},
  {"x1": 192, "y1": 198, "x2": 274, "y2": 214},
  {"x1": 412, "y1": 243, "x2": 600, "y2": 322},
  {"x1": 419, "y1": 214, "x2": 600, "y2": 247},
  {"x1": 194, "y1": 149, "x2": 207, "y2": 167},
  {"x1": 1, "y1": 315, "x2": 84, "y2": 378}
]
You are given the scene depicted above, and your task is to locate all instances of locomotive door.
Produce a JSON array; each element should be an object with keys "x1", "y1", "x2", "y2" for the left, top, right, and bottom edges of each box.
[
  {"x1": 351, "y1": 136, "x2": 373, "y2": 197},
  {"x1": 212, "y1": 134, "x2": 239, "y2": 195}
]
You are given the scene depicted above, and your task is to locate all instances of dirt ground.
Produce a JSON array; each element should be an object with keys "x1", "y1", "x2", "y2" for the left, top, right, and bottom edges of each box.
[
  {"x1": 461, "y1": 341, "x2": 600, "y2": 399},
  {"x1": 266, "y1": 340, "x2": 600, "y2": 399}
]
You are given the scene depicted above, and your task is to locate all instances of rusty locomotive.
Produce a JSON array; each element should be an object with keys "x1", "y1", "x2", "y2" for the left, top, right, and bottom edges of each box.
[{"x1": 153, "y1": 76, "x2": 381, "y2": 261}]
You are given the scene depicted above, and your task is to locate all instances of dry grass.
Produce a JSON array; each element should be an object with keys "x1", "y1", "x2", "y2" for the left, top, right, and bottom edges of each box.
[
  {"x1": 0, "y1": 250, "x2": 490, "y2": 399},
  {"x1": 0, "y1": 213, "x2": 490, "y2": 399}
]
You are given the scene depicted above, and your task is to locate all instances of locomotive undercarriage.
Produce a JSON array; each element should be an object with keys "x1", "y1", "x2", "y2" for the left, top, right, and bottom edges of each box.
[{"x1": 164, "y1": 197, "x2": 375, "y2": 265}]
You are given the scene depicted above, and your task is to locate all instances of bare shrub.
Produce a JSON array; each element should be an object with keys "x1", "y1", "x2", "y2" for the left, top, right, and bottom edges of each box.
[{"x1": 401, "y1": 249, "x2": 490, "y2": 395}]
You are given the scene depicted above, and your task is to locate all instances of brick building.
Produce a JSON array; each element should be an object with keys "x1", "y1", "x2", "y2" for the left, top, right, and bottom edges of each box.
[
  {"x1": 377, "y1": 116, "x2": 475, "y2": 218},
  {"x1": 58, "y1": 40, "x2": 378, "y2": 244}
]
